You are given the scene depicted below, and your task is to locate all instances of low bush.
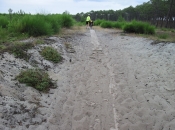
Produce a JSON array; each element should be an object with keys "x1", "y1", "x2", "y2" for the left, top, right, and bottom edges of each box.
[
  {"x1": 100, "y1": 21, "x2": 113, "y2": 28},
  {"x1": 94, "y1": 19, "x2": 105, "y2": 26},
  {"x1": 0, "y1": 16, "x2": 8, "y2": 28},
  {"x1": 40, "y1": 46, "x2": 62, "y2": 63},
  {"x1": 45, "y1": 14, "x2": 61, "y2": 33},
  {"x1": 16, "y1": 69, "x2": 54, "y2": 91},
  {"x1": 112, "y1": 22, "x2": 125, "y2": 29},
  {"x1": 123, "y1": 23, "x2": 135, "y2": 32},
  {"x1": 61, "y1": 14, "x2": 74, "y2": 28},
  {"x1": 123, "y1": 20, "x2": 155, "y2": 34},
  {"x1": 144, "y1": 24, "x2": 155, "y2": 34},
  {"x1": 21, "y1": 15, "x2": 53, "y2": 36},
  {"x1": 0, "y1": 27, "x2": 8, "y2": 43}
]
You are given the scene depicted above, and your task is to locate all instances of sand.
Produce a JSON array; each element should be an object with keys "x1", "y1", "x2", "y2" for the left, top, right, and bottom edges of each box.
[{"x1": 0, "y1": 27, "x2": 175, "y2": 130}]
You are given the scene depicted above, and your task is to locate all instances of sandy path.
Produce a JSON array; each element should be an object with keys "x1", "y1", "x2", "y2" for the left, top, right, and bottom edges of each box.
[
  {"x1": 51, "y1": 29, "x2": 117, "y2": 130},
  {"x1": 97, "y1": 28, "x2": 175, "y2": 130},
  {"x1": 43, "y1": 27, "x2": 175, "y2": 130}
]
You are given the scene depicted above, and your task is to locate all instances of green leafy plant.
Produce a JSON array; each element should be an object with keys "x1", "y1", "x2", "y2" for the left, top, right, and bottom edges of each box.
[
  {"x1": 16, "y1": 69, "x2": 54, "y2": 91},
  {"x1": 40, "y1": 46, "x2": 62, "y2": 63}
]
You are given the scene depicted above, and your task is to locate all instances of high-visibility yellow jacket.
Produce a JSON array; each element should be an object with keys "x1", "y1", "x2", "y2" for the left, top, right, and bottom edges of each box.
[{"x1": 86, "y1": 16, "x2": 91, "y2": 21}]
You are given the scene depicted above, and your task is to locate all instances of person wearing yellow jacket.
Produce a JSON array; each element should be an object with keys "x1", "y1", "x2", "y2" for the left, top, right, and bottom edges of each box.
[{"x1": 86, "y1": 14, "x2": 91, "y2": 29}]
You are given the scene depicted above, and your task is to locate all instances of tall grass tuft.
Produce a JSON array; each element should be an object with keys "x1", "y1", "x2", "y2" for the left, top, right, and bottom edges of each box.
[{"x1": 40, "y1": 46, "x2": 62, "y2": 63}]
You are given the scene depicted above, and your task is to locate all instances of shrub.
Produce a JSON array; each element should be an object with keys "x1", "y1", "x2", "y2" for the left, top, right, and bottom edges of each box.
[
  {"x1": 6, "y1": 14, "x2": 75, "y2": 37},
  {"x1": 123, "y1": 20, "x2": 155, "y2": 34},
  {"x1": 123, "y1": 23, "x2": 135, "y2": 32},
  {"x1": 144, "y1": 25, "x2": 155, "y2": 34},
  {"x1": 8, "y1": 19, "x2": 24, "y2": 34},
  {"x1": 61, "y1": 14, "x2": 74, "y2": 28},
  {"x1": 100, "y1": 21, "x2": 113, "y2": 28},
  {"x1": 21, "y1": 15, "x2": 53, "y2": 36},
  {"x1": 16, "y1": 69, "x2": 54, "y2": 91},
  {"x1": 112, "y1": 22, "x2": 125, "y2": 29},
  {"x1": 45, "y1": 14, "x2": 61, "y2": 33},
  {"x1": 0, "y1": 16, "x2": 8, "y2": 28},
  {"x1": 94, "y1": 19, "x2": 105, "y2": 26},
  {"x1": 40, "y1": 46, "x2": 62, "y2": 63},
  {"x1": 0, "y1": 27, "x2": 8, "y2": 43},
  {"x1": 117, "y1": 15, "x2": 125, "y2": 22}
]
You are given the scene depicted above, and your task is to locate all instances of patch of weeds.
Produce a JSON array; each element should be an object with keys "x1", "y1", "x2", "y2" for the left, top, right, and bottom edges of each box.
[
  {"x1": 171, "y1": 29, "x2": 175, "y2": 33},
  {"x1": 40, "y1": 46, "x2": 62, "y2": 63},
  {"x1": 15, "y1": 69, "x2": 55, "y2": 92},
  {"x1": 1, "y1": 42, "x2": 34, "y2": 60},
  {"x1": 157, "y1": 33, "x2": 169, "y2": 39},
  {"x1": 0, "y1": 45, "x2": 6, "y2": 50},
  {"x1": 0, "y1": 27, "x2": 8, "y2": 44},
  {"x1": 161, "y1": 28, "x2": 168, "y2": 31},
  {"x1": 33, "y1": 39, "x2": 44, "y2": 45}
]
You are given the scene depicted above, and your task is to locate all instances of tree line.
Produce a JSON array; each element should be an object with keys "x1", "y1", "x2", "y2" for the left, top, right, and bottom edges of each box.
[{"x1": 73, "y1": 0, "x2": 175, "y2": 28}]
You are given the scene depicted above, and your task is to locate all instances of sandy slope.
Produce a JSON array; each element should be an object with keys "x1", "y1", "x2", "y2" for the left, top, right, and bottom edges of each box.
[{"x1": 1, "y1": 27, "x2": 175, "y2": 130}]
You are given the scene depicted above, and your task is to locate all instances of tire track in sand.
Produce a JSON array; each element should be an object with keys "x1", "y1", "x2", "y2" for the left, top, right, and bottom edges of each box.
[{"x1": 90, "y1": 29, "x2": 119, "y2": 130}]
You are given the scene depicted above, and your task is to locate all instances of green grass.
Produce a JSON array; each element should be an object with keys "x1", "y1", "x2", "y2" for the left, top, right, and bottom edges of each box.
[
  {"x1": 1, "y1": 13, "x2": 74, "y2": 40},
  {"x1": 40, "y1": 46, "x2": 62, "y2": 63},
  {"x1": 16, "y1": 69, "x2": 54, "y2": 91},
  {"x1": 157, "y1": 33, "x2": 169, "y2": 39}
]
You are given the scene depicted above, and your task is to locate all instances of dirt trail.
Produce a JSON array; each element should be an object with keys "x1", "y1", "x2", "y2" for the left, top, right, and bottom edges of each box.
[
  {"x1": 46, "y1": 28, "x2": 118, "y2": 130},
  {"x1": 45, "y1": 27, "x2": 175, "y2": 130}
]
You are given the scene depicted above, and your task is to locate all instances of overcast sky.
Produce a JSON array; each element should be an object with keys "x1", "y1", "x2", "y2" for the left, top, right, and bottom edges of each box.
[{"x1": 0, "y1": 0, "x2": 149, "y2": 15}]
